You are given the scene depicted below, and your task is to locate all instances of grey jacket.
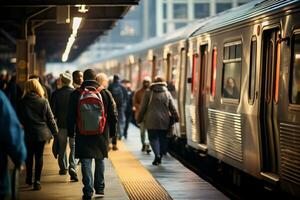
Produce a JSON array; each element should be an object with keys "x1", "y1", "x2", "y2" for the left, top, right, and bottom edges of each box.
[
  {"x1": 19, "y1": 92, "x2": 58, "y2": 142},
  {"x1": 137, "y1": 82, "x2": 178, "y2": 130}
]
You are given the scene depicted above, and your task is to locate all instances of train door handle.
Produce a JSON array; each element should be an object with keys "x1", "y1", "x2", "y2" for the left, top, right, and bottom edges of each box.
[{"x1": 255, "y1": 91, "x2": 258, "y2": 100}]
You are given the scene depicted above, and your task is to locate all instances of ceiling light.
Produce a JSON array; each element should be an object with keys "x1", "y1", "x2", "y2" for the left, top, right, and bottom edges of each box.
[
  {"x1": 62, "y1": 17, "x2": 83, "y2": 62},
  {"x1": 72, "y1": 17, "x2": 82, "y2": 33},
  {"x1": 76, "y1": 4, "x2": 88, "y2": 13}
]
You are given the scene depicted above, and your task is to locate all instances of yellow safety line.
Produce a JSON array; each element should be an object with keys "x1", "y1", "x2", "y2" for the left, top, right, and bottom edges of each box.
[{"x1": 109, "y1": 141, "x2": 172, "y2": 200}]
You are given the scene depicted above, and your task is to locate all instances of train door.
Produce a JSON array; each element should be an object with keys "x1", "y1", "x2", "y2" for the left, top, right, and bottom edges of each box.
[
  {"x1": 178, "y1": 48, "x2": 187, "y2": 134},
  {"x1": 199, "y1": 44, "x2": 208, "y2": 145},
  {"x1": 260, "y1": 27, "x2": 280, "y2": 182},
  {"x1": 277, "y1": 30, "x2": 300, "y2": 196}
]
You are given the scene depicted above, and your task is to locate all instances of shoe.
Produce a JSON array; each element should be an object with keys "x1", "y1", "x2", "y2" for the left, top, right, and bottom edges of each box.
[
  {"x1": 145, "y1": 144, "x2": 151, "y2": 154},
  {"x1": 26, "y1": 177, "x2": 32, "y2": 185},
  {"x1": 141, "y1": 144, "x2": 146, "y2": 152},
  {"x1": 112, "y1": 145, "x2": 118, "y2": 151},
  {"x1": 69, "y1": 168, "x2": 78, "y2": 182},
  {"x1": 59, "y1": 169, "x2": 67, "y2": 175},
  {"x1": 33, "y1": 181, "x2": 41, "y2": 190},
  {"x1": 95, "y1": 189, "x2": 104, "y2": 197},
  {"x1": 158, "y1": 157, "x2": 161, "y2": 164},
  {"x1": 82, "y1": 195, "x2": 92, "y2": 200},
  {"x1": 152, "y1": 157, "x2": 161, "y2": 166}
]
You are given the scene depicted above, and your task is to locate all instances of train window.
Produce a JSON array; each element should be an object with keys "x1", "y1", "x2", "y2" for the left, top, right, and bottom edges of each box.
[
  {"x1": 192, "y1": 54, "x2": 198, "y2": 93},
  {"x1": 222, "y1": 41, "x2": 242, "y2": 101},
  {"x1": 290, "y1": 34, "x2": 300, "y2": 105},
  {"x1": 249, "y1": 37, "x2": 257, "y2": 104},
  {"x1": 211, "y1": 47, "x2": 217, "y2": 97}
]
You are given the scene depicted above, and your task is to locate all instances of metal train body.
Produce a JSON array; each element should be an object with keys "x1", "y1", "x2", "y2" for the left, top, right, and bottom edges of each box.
[{"x1": 88, "y1": 0, "x2": 300, "y2": 197}]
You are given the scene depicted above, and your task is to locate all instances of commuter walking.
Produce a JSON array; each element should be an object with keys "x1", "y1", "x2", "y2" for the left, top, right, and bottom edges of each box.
[
  {"x1": 72, "y1": 70, "x2": 83, "y2": 89},
  {"x1": 122, "y1": 80, "x2": 134, "y2": 139},
  {"x1": 19, "y1": 79, "x2": 58, "y2": 190},
  {"x1": 0, "y1": 90, "x2": 27, "y2": 200},
  {"x1": 108, "y1": 75, "x2": 128, "y2": 141},
  {"x1": 137, "y1": 76, "x2": 179, "y2": 165},
  {"x1": 67, "y1": 69, "x2": 118, "y2": 200},
  {"x1": 96, "y1": 73, "x2": 119, "y2": 151},
  {"x1": 133, "y1": 76, "x2": 151, "y2": 153},
  {"x1": 51, "y1": 72, "x2": 78, "y2": 181}
]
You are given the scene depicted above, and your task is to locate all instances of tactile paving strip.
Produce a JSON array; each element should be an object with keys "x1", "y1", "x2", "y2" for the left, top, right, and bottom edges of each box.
[{"x1": 109, "y1": 142, "x2": 172, "y2": 200}]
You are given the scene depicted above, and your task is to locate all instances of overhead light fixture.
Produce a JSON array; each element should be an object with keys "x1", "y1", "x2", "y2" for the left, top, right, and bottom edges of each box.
[
  {"x1": 75, "y1": 4, "x2": 88, "y2": 13},
  {"x1": 62, "y1": 17, "x2": 82, "y2": 62}
]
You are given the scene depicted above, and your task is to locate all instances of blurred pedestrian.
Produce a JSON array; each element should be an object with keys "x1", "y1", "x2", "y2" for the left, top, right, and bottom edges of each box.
[
  {"x1": 137, "y1": 76, "x2": 179, "y2": 165},
  {"x1": 19, "y1": 79, "x2": 58, "y2": 190},
  {"x1": 133, "y1": 76, "x2": 151, "y2": 153},
  {"x1": 51, "y1": 72, "x2": 78, "y2": 181},
  {"x1": 5, "y1": 72, "x2": 22, "y2": 111},
  {"x1": 72, "y1": 70, "x2": 83, "y2": 89},
  {"x1": 123, "y1": 80, "x2": 134, "y2": 139},
  {"x1": 108, "y1": 75, "x2": 128, "y2": 141},
  {"x1": 0, "y1": 90, "x2": 27, "y2": 200},
  {"x1": 68, "y1": 69, "x2": 117, "y2": 200},
  {"x1": 29, "y1": 75, "x2": 51, "y2": 100},
  {"x1": 96, "y1": 73, "x2": 119, "y2": 151}
]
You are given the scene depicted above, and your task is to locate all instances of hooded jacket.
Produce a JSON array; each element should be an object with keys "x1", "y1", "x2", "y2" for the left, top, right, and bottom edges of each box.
[{"x1": 137, "y1": 82, "x2": 178, "y2": 130}]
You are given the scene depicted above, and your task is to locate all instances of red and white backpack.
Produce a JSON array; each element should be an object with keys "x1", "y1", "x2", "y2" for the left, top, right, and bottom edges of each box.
[{"x1": 77, "y1": 86, "x2": 106, "y2": 135}]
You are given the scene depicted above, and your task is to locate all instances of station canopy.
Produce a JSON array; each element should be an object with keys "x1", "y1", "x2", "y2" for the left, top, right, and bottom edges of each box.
[{"x1": 0, "y1": 0, "x2": 139, "y2": 63}]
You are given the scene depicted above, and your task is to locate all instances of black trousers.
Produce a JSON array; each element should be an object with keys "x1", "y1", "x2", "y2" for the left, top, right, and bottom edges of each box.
[
  {"x1": 123, "y1": 112, "x2": 132, "y2": 138},
  {"x1": 25, "y1": 140, "x2": 46, "y2": 182}
]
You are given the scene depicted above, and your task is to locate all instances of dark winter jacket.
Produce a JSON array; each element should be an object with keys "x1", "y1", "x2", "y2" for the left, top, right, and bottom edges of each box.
[
  {"x1": 0, "y1": 91, "x2": 26, "y2": 196},
  {"x1": 67, "y1": 80, "x2": 118, "y2": 159},
  {"x1": 108, "y1": 81, "x2": 128, "y2": 110},
  {"x1": 137, "y1": 82, "x2": 179, "y2": 130},
  {"x1": 19, "y1": 92, "x2": 58, "y2": 142},
  {"x1": 50, "y1": 86, "x2": 74, "y2": 128}
]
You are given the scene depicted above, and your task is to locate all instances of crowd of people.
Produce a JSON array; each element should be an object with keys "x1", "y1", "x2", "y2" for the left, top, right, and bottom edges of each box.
[{"x1": 0, "y1": 67, "x2": 179, "y2": 200}]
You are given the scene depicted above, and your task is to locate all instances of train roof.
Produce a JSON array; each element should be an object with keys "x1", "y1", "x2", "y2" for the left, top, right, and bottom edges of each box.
[
  {"x1": 85, "y1": 17, "x2": 211, "y2": 65},
  {"x1": 86, "y1": 0, "x2": 300, "y2": 66},
  {"x1": 191, "y1": 0, "x2": 300, "y2": 37}
]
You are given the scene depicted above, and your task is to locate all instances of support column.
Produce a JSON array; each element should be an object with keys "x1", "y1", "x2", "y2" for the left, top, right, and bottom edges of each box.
[
  {"x1": 38, "y1": 50, "x2": 46, "y2": 76},
  {"x1": 28, "y1": 35, "x2": 36, "y2": 75},
  {"x1": 16, "y1": 39, "x2": 28, "y2": 84}
]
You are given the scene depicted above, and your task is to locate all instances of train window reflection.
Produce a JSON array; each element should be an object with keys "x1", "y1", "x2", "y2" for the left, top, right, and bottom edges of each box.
[
  {"x1": 222, "y1": 41, "x2": 242, "y2": 100},
  {"x1": 249, "y1": 37, "x2": 257, "y2": 104},
  {"x1": 291, "y1": 35, "x2": 300, "y2": 105}
]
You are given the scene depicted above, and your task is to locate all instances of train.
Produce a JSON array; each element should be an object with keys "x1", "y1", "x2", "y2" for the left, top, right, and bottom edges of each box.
[{"x1": 85, "y1": 0, "x2": 300, "y2": 198}]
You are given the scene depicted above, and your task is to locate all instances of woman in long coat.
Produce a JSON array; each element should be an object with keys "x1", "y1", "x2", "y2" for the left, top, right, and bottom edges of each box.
[
  {"x1": 19, "y1": 79, "x2": 58, "y2": 190},
  {"x1": 137, "y1": 76, "x2": 179, "y2": 165}
]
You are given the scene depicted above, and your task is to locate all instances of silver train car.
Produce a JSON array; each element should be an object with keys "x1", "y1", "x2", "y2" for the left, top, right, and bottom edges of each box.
[{"x1": 86, "y1": 0, "x2": 300, "y2": 197}]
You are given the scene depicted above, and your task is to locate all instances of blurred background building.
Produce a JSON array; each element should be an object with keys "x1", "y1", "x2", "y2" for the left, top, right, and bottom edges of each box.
[{"x1": 75, "y1": 0, "x2": 253, "y2": 65}]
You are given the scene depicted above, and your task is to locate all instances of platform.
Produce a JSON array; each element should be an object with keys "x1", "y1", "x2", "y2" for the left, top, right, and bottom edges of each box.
[{"x1": 16, "y1": 124, "x2": 228, "y2": 200}]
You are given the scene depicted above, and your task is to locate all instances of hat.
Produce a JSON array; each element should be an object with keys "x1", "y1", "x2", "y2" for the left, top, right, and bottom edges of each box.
[
  {"x1": 60, "y1": 72, "x2": 73, "y2": 87},
  {"x1": 113, "y1": 74, "x2": 120, "y2": 82},
  {"x1": 143, "y1": 76, "x2": 151, "y2": 82}
]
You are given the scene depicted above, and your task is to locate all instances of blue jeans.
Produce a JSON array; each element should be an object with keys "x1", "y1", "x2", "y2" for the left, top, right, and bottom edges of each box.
[
  {"x1": 57, "y1": 128, "x2": 77, "y2": 171},
  {"x1": 148, "y1": 129, "x2": 168, "y2": 158},
  {"x1": 80, "y1": 158, "x2": 105, "y2": 197}
]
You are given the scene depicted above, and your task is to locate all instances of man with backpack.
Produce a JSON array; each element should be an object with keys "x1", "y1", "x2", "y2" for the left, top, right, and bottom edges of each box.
[
  {"x1": 108, "y1": 75, "x2": 128, "y2": 142},
  {"x1": 67, "y1": 69, "x2": 118, "y2": 200}
]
